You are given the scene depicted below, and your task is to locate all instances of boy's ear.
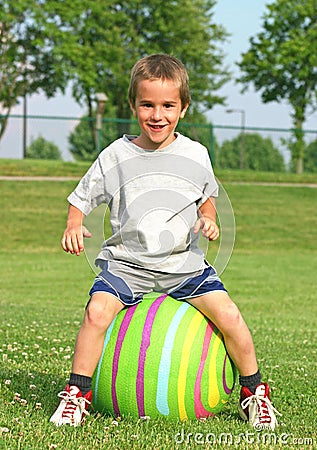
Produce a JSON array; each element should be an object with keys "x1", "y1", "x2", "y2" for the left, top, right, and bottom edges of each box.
[
  {"x1": 129, "y1": 101, "x2": 137, "y2": 117},
  {"x1": 180, "y1": 103, "x2": 189, "y2": 119}
]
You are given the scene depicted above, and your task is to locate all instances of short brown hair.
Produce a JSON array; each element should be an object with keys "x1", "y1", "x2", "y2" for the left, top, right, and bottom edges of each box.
[{"x1": 128, "y1": 54, "x2": 191, "y2": 109}]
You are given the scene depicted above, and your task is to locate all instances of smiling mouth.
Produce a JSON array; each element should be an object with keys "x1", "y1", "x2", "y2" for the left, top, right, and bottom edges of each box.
[{"x1": 148, "y1": 124, "x2": 166, "y2": 130}]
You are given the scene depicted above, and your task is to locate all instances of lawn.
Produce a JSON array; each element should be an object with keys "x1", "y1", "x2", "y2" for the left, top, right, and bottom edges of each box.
[
  {"x1": 0, "y1": 173, "x2": 316, "y2": 449},
  {"x1": 1, "y1": 157, "x2": 317, "y2": 184}
]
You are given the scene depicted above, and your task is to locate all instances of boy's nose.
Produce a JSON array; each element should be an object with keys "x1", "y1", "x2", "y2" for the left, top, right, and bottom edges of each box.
[{"x1": 151, "y1": 106, "x2": 163, "y2": 121}]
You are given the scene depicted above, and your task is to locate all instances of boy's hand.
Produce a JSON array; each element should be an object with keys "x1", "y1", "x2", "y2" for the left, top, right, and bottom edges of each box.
[
  {"x1": 193, "y1": 216, "x2": 219, "y2": 241},
  {"x1": 61, "y1": 224, "x2": 92, "y2": 256}
]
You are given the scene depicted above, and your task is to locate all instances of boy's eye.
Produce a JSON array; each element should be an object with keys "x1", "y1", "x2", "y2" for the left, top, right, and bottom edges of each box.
[{"x1": 139, "y1": 103, "x2": 176, "y2": 108}]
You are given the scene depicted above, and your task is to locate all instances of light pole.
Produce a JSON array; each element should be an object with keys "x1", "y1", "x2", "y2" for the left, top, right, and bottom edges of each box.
[
  {"x1": 95, "y1": 92, "x2": 108, "y2": 154},
  {"x1": 226, "y1": 108, "x2": 246, "y2": 170}
]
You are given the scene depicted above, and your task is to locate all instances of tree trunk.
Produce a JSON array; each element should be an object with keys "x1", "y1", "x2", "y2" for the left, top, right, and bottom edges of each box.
[
  {"x1": 87, "y1": 94, "x2": 98, "y2": 150},
  {"x1": 292, "y1": 106, "x2": 305, "y2": 174},
  {"x1": 296, "y1": 157, "x2": 304, "y2": 175},
  {"x1": 0, "y1": 109, "x2": 11, "y2": 142}
]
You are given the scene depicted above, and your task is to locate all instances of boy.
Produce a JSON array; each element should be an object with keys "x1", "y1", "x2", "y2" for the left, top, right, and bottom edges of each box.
[{"x1": 50, "y1": 54, "x2": 280, "y2": 429}]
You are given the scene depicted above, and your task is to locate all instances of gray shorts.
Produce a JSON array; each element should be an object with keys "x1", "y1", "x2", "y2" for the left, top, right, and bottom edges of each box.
[{"x1": 88, "y1": 260, "x2": 227, "y2": 306}]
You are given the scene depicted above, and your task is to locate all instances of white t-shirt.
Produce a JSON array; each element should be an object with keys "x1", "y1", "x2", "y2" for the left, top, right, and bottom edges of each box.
[{"x1": 68, "y1": 133, "x2": 218, "y2": 274}]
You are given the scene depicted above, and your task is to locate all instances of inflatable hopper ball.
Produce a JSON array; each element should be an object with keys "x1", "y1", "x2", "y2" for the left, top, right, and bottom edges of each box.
[{"x1": 92, "y1": 293, "x2": 236, "y2": 420}]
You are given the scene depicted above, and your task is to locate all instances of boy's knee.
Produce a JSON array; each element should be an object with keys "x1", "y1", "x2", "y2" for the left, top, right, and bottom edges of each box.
[
  {"x1": 218, "y1": 302, "x2": 242, "y2": 329},
  {"x1": 85, "y1": 294, "x2": 121, "y2": 329}
]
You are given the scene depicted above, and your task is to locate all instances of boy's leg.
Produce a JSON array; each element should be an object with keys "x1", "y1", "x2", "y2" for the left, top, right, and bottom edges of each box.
[
  {"x1": 188, "y1": 291, "x2": 281, "y2": 430},
  {"x1": 50, "y1": 292, "x2": 124, "y2": 426},
  {"x1": 72, "y1": 292, "x2": 125, "y2": 377},
  {"x1": 187, "y1": 291, "x2": 258, "y2": 376}
]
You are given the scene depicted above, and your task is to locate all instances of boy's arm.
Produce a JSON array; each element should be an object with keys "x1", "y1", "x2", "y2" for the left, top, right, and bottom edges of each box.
[
  {"x1": 193, "y1": 197, "x2": 219, "y2": 241},
  {"x1": 61, "y1": 204, "x2": 92, "y2": 256}
]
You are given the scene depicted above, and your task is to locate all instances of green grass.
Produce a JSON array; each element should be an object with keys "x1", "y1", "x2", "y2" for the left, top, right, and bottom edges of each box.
[
  {"x1": 0, "y1": 177, "x2": 316, "y2": 449},
  {"x1": 0, "y1": 158, "x2": 91, "y2": 177},
  {"x1": 1, "y1": 157, "x2": 317, "y2": 184},
  {"x1": 216, "y1": 169, "x2": 317, "y2": 184}
]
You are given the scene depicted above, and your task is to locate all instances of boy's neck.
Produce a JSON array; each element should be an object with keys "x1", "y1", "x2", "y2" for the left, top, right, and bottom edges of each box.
[{"x1": 131, "y1": 132, "x2": 178, "y2": 150}]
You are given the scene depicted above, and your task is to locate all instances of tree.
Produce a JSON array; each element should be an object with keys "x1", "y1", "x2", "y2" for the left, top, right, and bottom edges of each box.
[
  {"x1": 237, "y1": 0, "x2": 317, "y2": 174},
  {"x1": 303, "y1": 139, "x2": 317, "y2": 173},
  {"x1": 68, "y1": 118, "x2": 97, "y2": 162},
  {"x1": 26, "y1": 135, "x2": 62, "y2": 160},
  {"x1": 43, "y1": 0, "x2": 230, "y2": 132},
  {"x1": 0, "y1": 1, "x2": 68, "y2": 148},
  {"x1": 217, "y1": 133, "x2": 285, "y2": 172},
  {"x1": 68, "y1": 116, "x2": 125, "y2": 162},
  {"x1": 1, "y1": 1, "x2": 229, "y2": 152},
  {"x1": 176, "y1": 110, "x2": 218, "y2": 162},
  {"x1": 68, "y1": 101, "x2": 141, "y2": 161}
]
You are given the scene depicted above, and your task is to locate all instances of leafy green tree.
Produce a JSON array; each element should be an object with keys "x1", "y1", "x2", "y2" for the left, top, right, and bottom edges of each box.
[
  {"x1": 237, "y1": 0, "x2": 317, "y2": 174},
  {"x1": 68, "y1": 114, "x2": 140, "y2": 161},
  {"x1": 0, "y1": 1, "x2": 68, "y2": 146},
  {"x1": 177, "y1": 110, "x2": 217, "y2": 162},
  {"x1": 68, "y1": 97, "x2": 139, "y2": 161},
  {"x1": 68, "y1": 118, "x2": 97, "y2": 162},
  {"x1": 217, "y1": 133, "x2": 285, "y2": 172},
  {"x1": 1, "y1": 1, "x2": 230, "y2": 153},
  {"x1": 303, "y1": 139, "x2": 317, "y2": 173},
  {"x1": 44, "y1": 0, "x2": 230, "y2": 126},
  {"x1": 26, "y1": 135, "x2": 62, "y2": 160}
]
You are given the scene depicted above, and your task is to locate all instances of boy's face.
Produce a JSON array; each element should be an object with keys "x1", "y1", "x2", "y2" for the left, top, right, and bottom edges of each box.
[{"x1": 130, "y1": 78, "x2": 189, "y2": 150}]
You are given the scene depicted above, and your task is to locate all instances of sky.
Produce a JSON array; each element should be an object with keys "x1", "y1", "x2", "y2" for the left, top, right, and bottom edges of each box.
[{"x1": 1, "y1": 0, "x2": 316, "y2": 160}]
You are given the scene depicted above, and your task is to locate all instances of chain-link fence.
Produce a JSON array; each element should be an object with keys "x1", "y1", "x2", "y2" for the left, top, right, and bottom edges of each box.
[{"x1": 1, "y1": 114, "x2": 317, "y2": 171}]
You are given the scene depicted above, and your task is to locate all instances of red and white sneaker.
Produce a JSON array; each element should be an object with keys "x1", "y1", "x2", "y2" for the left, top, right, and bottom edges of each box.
[
  {"x1": 238, "y1": 383, "x2": 281, "y2": 430},
  {"x1": 50, "y1": 385, "x2": 92, "y2": 426}
]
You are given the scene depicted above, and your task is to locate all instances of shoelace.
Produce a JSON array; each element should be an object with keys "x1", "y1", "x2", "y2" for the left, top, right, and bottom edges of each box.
[
  {"x1": 241, "y1": 394, "x2": 282, "y2": 424},
  {"x1": 58, "y1": 390, "x2": 91, "y2": 421}
]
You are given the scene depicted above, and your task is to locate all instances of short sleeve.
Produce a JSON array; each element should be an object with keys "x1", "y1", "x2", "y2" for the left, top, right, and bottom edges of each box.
[{"x1": 67, "y1": 157, "x2": 107, "y2": 216}]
